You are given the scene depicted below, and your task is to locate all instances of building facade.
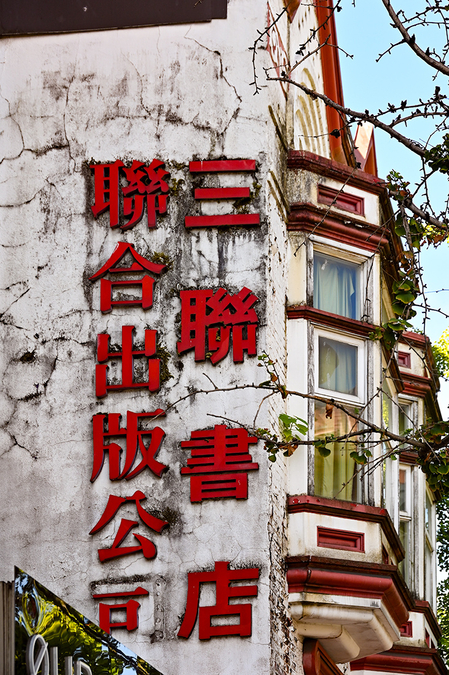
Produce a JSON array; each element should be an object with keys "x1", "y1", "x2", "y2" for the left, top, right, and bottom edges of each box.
[{"x1": 0, "y1": 1, "x2": 446, "y2": 674}]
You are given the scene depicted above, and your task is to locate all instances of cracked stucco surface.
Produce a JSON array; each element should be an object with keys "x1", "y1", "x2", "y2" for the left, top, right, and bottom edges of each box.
[{"x1": 0, "y1": 0, "x2": 300, "y2": 672}]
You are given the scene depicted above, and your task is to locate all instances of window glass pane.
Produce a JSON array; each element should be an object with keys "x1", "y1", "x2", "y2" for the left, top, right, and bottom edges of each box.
[
  {"x1": 318, "y1": 337, "x2": 357, "y2": 396},
  {"x1": 399, "y1": 519, "x2": 411, "y2": 584},
  {"x1": 314, "y1": 401, "x2": 362, "y2": 502},
  {"x1": 399, "y1": 469, "x2": 407, "y2": 513},
  {"x1": 314, "y1": 253, "x2": 359, "y2": 319},
  {"x1": 425, "y1": 492, "x2": 433, "y2": 538},
  {"x1": 399, "y1": 404, "x2": 411, "y2": 435}
]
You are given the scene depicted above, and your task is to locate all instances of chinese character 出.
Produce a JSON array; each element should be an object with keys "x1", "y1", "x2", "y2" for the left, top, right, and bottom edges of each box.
[
  {"x1": 96, "y1": 325, "x2": 160, "y2": 397},
  {"x1": 178, "y1": 561, "x2": 260, "y2": 639},
  {"x1": 181, "y1": 425, "x2": 259, "y2": 502},
  {"x1": 177, "y1": 287, "x2": 259, "y2": 364}
]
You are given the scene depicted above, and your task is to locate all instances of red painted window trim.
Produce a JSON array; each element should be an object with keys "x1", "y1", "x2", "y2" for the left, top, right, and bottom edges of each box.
[
  {"x1": 318, "y1": 184, "x2": 365, "y2": 216},
  {"x1": 398, "y1": 351, "x2": 411, "y2": 368},
  {"x1": 400, "y1": 620, "x2": 413, "y2": 637},
  {"x1": 286, "y1": 305, "x2": 376, "y2": 337},
  {"x1": 317, "y1": 526, "x2": 365, "y2": 552}
]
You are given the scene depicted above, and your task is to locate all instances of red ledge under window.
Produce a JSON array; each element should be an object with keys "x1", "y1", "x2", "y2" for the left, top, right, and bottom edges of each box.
[
  {"x1": 401, "y1": 372, "x2": 433, "y2": 398},
  {"x1": 288, "y1": 495, "x2": 405, "y2": 562},
  {"x1": 287, "y1": 150, "x2": 385, "y2": 195},
  {"x1": 286, "y1": 555, "x2": 411, "y2": 628},
  {"x1": 287, "y1": 202, "x2": 393, "y2": 255},
  {"x1": 317, "y1": 526, "x2": 365, "y2": 552},
  {"x1": 286, "y1": 305, "x2": 376, "y2": 338},
  {"x1": 318, "y1": 184, "x2": 365, "y2": 216},
  {"x1": 398, "y1": 351, "x2": 411, "y2": 368},
  {"x1": 350, "y1": 645, "x2": 446, "y2": 675}
]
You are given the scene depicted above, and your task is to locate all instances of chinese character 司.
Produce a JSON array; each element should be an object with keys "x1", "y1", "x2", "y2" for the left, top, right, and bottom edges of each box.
[
  {"x1": 178, "y1": 561, "x2": 260, "y2": 640},
  {"x1": 181, "y1": 425, "x2": 259, "y2": 502},
  {"x1": 92, "y1": 586, "x2": 149, "y2": 634},
  {"x1": 90, "y1": 159, "x2": 170, "y2": 230},
  {"x1": 91, "y1": 410, "x2": 167, "y2": 482},
  {"x1": 89, "y1": 241, "x2": 166, "y2": 313},
  {"x1": 90, "y1": 490, "x2": 168, "y2": 562},
  {"x1": 177, "y1": 287, "x2": 259, "y2": 364}
]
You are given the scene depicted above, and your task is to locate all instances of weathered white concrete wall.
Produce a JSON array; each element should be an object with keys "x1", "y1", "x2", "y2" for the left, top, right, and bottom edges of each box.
[{"x1": 0, "y1": 1, "x2": 308, "y2": 673}]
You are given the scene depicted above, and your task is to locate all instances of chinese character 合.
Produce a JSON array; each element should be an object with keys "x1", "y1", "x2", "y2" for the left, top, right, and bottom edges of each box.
[
  {"x1": 90, "y1": 159, "x2": 170, "y2": 230},
  {"x1": 92, "y1": 586, "x2": 149, "y2": 634},
  {"x1": 89, "y1": 241, "x2": 166, "y2": 313},
  {"x1": 91, "y1": 410, "x2": 167, "y2": 482},
  {"x1": 185, "y1": 160, "x2": 260, "y2": 228},
  {"x1": 177, "y1": 287, "x2": 259, "y2": 364},
  {"x1": 181, "y1": 425, "x2": 259, "y2": 502},
  {"x1": 178, "y1": 561, "x2": 260, "y2": 640},
  {"x1": 89, "y1": 490, "x2": 168, "y2": 562},
  {"x1": 95, "y1": 325, "x2": 160, "y2": 397}
]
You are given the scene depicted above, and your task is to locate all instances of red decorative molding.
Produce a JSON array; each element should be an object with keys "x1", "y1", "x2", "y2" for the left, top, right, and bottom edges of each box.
[
  {"x1": 415, "y1": 600, "x2": 442, "y2": 641},
  {"x1": 317, "y1": 526, "x2": 365, "y2": 552},
  {"x1": 401, "y1": 331, "x2": 429, "y2": 350},
  {"x1": 286, "y1": 556, "x2": 411, "y2": 628},
  {"x1": 400, "y1": 621, "x2": 413, "y2": 637},
  {"x1": 318, "y1": 184, "x2": 365, "y2": 216},
  {"x1": 401, "y1": 373, "x2": 433, "y2": 398},
  {"x1": 350, "y1": 645, "x2": 447, "y2": 675},
  {"x1": 286, "y1": 305, "x2": 376, "y2": 337},
  {"x1": 398, "y1": 351, "x2": 411, "y2": 368},
  {"x1": 303, "y1": 639, "x2": 343, "y2": 675},
  {"x1": 288, "y1": 495, "x2": 405, "y2": 562},
  {"x1": 288, "y1": 150, "x2": 386, "y2": 195},
  {"x1": 287, "y1": 202, "x2": 392, "y2": 255}
]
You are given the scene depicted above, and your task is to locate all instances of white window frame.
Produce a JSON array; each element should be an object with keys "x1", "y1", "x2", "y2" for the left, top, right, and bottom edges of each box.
[
  {"x1": 314, "y1": 327, "x2": 366, "y2": 405},
  {"x1": 311, "y1": 239, "x2": 370, "y2": 322}
]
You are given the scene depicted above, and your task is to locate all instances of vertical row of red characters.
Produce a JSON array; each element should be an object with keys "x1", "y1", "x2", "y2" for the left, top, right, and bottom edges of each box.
[{"x1": 88, "y1": 159, "x2": 262, "y2": 638}]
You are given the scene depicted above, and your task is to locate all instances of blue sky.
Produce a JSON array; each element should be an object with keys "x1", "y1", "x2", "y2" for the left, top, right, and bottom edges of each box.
[{"x1": 335, "y1": 1, "x2": 449, "y2": 413}]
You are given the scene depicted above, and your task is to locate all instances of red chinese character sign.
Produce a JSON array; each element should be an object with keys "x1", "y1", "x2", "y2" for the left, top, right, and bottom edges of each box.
[
  {"x1": 91, "y1": 160, "x2": 170, "y2": 230},
  {"x1": 181, "y1": 425, "x2": 259, "y2": 502},
  {"x1": 177, "y1": 287, "x2": 259, "y2": 363},
  {"x1": 92, "y1": 586, "x2": 149, "y2": 634},
  {"x1": 90, "y1": 241, "x2": 166, "y2": 313},
  {"x1": 90, "y1": 490, "x2": 168, "y2": 562},
  {"x1": 178, "y1": 561, "x2": 260, "y2": 639},
  {"x1": 185, "y1": 160, "x2": 260, "y2": 228},
  {"x1": 96, "y1": 325, "x2": 160, "y2": 397},
  {"x1": 91, "y1": 409, "x2": 167, "y2": 481}
]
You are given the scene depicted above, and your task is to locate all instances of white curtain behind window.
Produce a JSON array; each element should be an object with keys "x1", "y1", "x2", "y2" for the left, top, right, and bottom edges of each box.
[
  {"x1": 314, "y1": 402, "x2": 361, "y2": 501},
  {"x1": 314, "y1": 253, "x2": 358, "y2": 319},
  {"x1": 318, "y1": 337, "x2": 357, "y2": 396}
]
